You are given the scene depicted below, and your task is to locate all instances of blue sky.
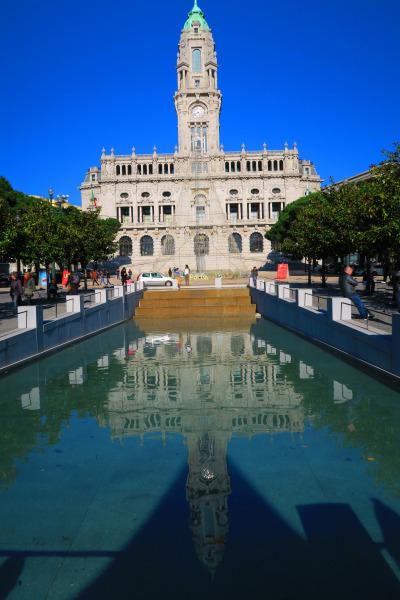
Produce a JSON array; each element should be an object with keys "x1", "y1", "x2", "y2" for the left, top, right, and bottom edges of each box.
[{"x1": 1, "y1": 0, "x2": 399, "y2": 205}]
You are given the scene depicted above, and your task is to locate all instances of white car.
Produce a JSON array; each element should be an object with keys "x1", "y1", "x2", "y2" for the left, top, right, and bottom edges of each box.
[{"x1": 138, "y1": 272, "x2": 174, "y2": 287}]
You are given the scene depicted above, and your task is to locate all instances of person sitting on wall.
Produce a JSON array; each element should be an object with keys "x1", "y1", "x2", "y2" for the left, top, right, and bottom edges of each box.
[{"x1": 339, "y1": 265, "x2": 374, "y2": 320}]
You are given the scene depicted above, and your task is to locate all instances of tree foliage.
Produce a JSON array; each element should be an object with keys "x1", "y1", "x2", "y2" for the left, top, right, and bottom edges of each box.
[
  {"x1": 0, "y1": 177, "x2": 120, "y2": 267},
  {"x1": 265, "y1": 143, "x2": 400, "y2": 271}
]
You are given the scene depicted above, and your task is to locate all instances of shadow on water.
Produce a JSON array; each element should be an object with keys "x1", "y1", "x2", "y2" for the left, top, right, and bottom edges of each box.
[
  {"x1": 0, "y1": 556, "x2": 25, "y2": 598},
  {"x1": 75, "y1": 465, "x2": 400, "y2": 600},
  {"x1": 374, "y1": 498, "x2": 400, "y2": 569}
]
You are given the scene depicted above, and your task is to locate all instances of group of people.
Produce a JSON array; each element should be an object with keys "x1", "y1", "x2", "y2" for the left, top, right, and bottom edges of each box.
[
  {"x1": 168, "y1": 265, "x2": 191, "y2": 286},
  {"x1": 9, "y1": 272, "x2": 34, "y2": 308},
  {"x1": 90, "y1": 269, "x2": 112, "y2": 287}
]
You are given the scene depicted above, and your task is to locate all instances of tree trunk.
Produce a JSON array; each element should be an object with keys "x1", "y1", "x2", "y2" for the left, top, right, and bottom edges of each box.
[
  {"x1": 307, "y1": 258, "x2": 312, "y2": 286},
  {"x1": 321, "y1": 258, "x2": 327, "y2": 288},
  {"x1": 366, "y1": 256, "x2": 372, "y2": 295}
]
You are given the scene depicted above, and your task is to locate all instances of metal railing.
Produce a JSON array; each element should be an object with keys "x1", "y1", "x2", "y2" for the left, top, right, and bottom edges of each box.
[
  {"x1": 305, "y1": 292, "x2": 328, "y2": 312},
  {"x1": 340, "y1": 301, "x2": 393, "y2": 331},
  {"x1": 43, "y1": 298, "x2": 75, "y2": 321},
  {"x1": 281, "y1": 286, "x2": 297, "y2": 301},
  {"x1": 83, "y1": 292, "x2": 96, "y2": 305}
]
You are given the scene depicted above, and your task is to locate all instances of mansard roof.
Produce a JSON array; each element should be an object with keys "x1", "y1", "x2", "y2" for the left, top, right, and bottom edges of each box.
[{"x1": 183, "y1": 0, "x2": 210, "y2": 31}]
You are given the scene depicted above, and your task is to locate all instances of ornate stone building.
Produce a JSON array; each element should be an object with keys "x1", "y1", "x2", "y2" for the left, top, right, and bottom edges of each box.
[{"x1": 80, "y1": 1, "x2": 321, "y2": 272}]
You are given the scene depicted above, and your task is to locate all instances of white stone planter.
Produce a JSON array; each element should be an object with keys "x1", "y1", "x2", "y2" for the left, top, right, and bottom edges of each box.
[{"x1": 215, "y1": 277, "x2": 222, "y2": 288}]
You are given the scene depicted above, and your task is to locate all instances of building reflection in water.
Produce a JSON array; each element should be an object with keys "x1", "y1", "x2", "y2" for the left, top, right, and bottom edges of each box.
[
  {"x1": 7, "y1": 320, "x2": 391, "y2": 576},
  {"x1": 101, "y1": 327, "x2": 305, "y2": 574}
]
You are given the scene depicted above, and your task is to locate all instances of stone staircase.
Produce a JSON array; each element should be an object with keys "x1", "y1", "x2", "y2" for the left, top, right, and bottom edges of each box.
[{"x1": 134, "y1": 287, "x2": 256, "y2": 319}]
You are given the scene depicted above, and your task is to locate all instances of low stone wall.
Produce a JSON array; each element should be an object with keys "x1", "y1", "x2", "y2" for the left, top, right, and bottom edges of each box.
[
  {"x1": 249, "y1": 279, "x2": 400, "y2": 379},
  {"x1": 0, "y1": 283, "x2": 143, "y2": 373}
]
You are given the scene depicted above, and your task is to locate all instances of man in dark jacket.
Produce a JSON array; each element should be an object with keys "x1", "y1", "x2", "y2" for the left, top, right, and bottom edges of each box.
[{"x1": 339, "y1": 265, "x2": 373, "y2": 319}]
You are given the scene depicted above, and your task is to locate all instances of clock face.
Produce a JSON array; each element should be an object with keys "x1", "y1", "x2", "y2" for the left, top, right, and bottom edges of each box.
[{"x1": 191, "y1": 105, "x2": 205, "y2": 119}]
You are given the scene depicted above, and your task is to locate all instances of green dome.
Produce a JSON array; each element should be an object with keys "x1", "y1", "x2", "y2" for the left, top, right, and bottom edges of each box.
[{"x1": 183, "y1": 0, "x2": 210, "y2": 31}]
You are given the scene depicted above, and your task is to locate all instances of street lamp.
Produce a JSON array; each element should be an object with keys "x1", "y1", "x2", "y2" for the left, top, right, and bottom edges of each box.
[{"x1": 48, "y1": 187, "x2": 54, "y2": 204}]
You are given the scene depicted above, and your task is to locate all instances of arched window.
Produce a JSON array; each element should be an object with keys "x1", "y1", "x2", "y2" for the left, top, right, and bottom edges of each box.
[
  {"x1": 250, "y1": 232, "x2": 264, "y2": 253},
  {"x1": 116, "y1": 165, "x2": 120, "y2": 176},
  {"x1": 228, "y1": 233, "x2": 242, "y2": 254},
  {"x1": 273, "y1": 160, "x2": 278, "y2": 171},
  {"x1": 140, "y1": 235, "x2": 154, "y2": 256},
  {"x1": 170, "y1": 164, "x2": 174, "y2": 174},
  {"x1": 252, "y1": 161, "x2": 257, "y2": 172},
  {"x1": 128, "y1": 165, "x2": 132, "y2": 175},
  {"x1": 258, "y1": 161, "x2": 263, "y2": 171},
  {"x1": 137, "y1": 164, "x2": 142, "y2": 175},
  {"x1": 279, "y1": 160, "x2": 284, "y2": 171},
  {"x1": 225, "y1": 162, "x2": 229, "y2": 172},
  {"x1": 237, "y1": 161, "x2": 241, "y2": 172},
  {"x1": 231, "y1": 161, "x2": 235, "y2": 172},
  {"x1": 194, "y1": 233, "x2": 209, "y2": 256},
  {"x1": 143, "y1": 164, "x2": 148, "y2": 175},
  {"x1": 121, "y1": 165, "x2": 126, "y2": 176},
  {"x1": 161, "y1": 235, "x2": 175, "y2": 256},
  {"x1": 192, "y1": 49, "x2": 202, "y2": 73},
  {"x1": 268, "y1": 160, "x2": 272, "y2": 171},
  {"x1": 158, "y1": 164, "x2": 163, "y2": 175},
  {"x1": 119, "y1": 236, "x2": 132, "y2": 257}
]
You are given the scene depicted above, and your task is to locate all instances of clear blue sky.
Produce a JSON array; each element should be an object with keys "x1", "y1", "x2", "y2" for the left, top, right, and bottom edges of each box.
[{"x1": 1, "y1": 0, "x2": 399, "y2": 205}]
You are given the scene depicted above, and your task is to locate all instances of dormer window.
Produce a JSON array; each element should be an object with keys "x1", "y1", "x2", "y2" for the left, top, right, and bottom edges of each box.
[{"x1": 194, "y1": 27, "x2": 199, "y2": 33}]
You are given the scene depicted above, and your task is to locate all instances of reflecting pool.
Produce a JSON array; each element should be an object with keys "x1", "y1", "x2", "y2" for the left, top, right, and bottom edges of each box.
[{"x1": 1, "y1": 318, "x2": 400, "y2": 599}]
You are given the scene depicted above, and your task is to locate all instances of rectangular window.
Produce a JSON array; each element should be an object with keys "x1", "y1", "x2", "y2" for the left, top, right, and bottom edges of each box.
[
  {"x1": 196, "y1": 206, "x2": 206, "y2": 222},
  {"x1": 192, "y1": 49, "x2": 202, "y2": 73},
  {"x1": 91, "y1": 174, "x2": 96, "y2": 181},
  {"x1": 191, "y1": 162, "x2": 208, "y2": 174},
  {"x1": 195, "y1": 79, "x2": 200, "y2": 88},
  {"x1": 120, "y1": 207, "x2": 130, "y2": 224}
]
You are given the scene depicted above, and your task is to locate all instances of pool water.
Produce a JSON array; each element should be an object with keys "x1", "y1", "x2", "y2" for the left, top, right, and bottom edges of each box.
[{"x1": 0, "y1": 318, "x2": 400, "y2": 599}]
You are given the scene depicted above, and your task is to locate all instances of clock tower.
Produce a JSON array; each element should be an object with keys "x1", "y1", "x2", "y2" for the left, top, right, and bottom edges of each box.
[{"x1": 174, "y1": 1, "x2": 222, "y2": 155}]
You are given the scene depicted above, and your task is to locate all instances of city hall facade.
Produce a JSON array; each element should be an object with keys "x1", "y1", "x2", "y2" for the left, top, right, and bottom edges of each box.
[{"x1": 80, "y1": 1, "x2": 321, "y2": 272}]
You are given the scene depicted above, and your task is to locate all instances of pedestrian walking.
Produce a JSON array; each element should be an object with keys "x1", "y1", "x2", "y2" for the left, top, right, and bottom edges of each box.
[
  {"x1": 23, "y1": 272, "x2": 36, "y2": 305},
  {"x1": 120, "y1": 267, "x2": 127, "y2": 285},
  {"x1": 184, "y1": 265, "x2": 190, "y2": 286},
  {"x1": 91, "y1": 270, "x2": 100, "y2": 287},
  {"x1": 251, "y1": 266, "x2": 258, "y2": 286},
  {"x1": 106, "y1": 271, "x2": 111, "y2": 286},
  {"x1": 116, "y1": 268, "x2": 120, "y2": 281},
  {"x1": 340, "y1": 265, "x2": 374, "y2": 320},
  {"x1": 168, "y1": 267, "x2": 172, "y2": 277},
  {"x1": 100, "y1": 270, "x2": 106, "y2": 286},
  {"x1": 48, "y1": 278, "x2": 58, "y2": 300},
  {"x1": 68, "y1": 271, "x2": 80, "y2": 295},
  {"x1": 128, "y1": 268, "x2": 133, "y2": 281},
  {"x1": 10, "y1": 272, "x2": 22, "y2": 310}
]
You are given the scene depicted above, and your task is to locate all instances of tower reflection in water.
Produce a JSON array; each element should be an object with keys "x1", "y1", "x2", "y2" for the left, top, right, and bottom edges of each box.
[{"x1": 100, "y1": 324, "x2": 304, "y2": 575}]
